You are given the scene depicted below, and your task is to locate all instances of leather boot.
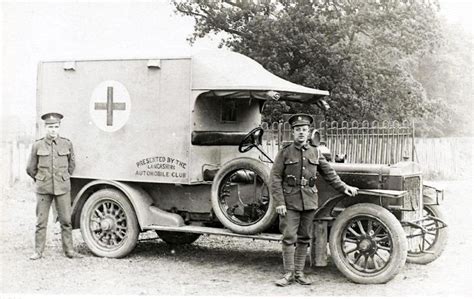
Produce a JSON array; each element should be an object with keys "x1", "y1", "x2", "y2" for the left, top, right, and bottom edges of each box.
[
  {"x1": 275, "y1": 272, "x2": 294, "y2": 287},
  {"x1": 65, "y1": 250, "x2": 84, "y2": 259},
  {"x1": 29, "y1": 252, "x2": 42, "y2": 260},
  {"x1": 294, "y1": 244, "x2": 312, "y2": 285},
  {"x1": 295, "y1": 271, "x2": 312, "y2": 285}
]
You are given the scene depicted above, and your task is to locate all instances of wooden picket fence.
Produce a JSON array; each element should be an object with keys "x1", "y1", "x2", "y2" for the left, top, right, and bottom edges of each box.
[
  {"x1": 1, "y1": 140, "x2": 32, "y2": 188},
  {"x1": 414, "y1": 137, "x2": 472, "y2": 179}
]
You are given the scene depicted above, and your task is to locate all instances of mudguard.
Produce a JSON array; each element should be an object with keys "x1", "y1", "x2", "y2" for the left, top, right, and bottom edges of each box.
[
  {"x1": 71, "y1": 180, "x2": 184, "y2": 229},
  {"x1": 423, "y1": 182, "x2": 444, "y2": 205}
]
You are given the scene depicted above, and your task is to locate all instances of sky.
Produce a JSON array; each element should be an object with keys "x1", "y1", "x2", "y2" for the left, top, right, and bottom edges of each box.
[
  {"x1": 1, "y1": 0, "x2": 221, "y2": 138},
  {"x1": 1, "y1": 0, "x2": 473, "y2": 138}
]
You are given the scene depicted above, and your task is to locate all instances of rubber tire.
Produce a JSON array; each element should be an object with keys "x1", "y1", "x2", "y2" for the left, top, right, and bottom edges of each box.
[
  {"x1": 329, "y1": 203, "x2": 408, "y2": 284},
  {"x1": 211, "y1": 157, "x2": 277, "y2": 235},
  {"x1": 157, "y1": 231, "x2": 201, "y2": 245},
  {"x1": 406, "y1": 205, "x2": 448, "y2": 264},
  {"x1": 80, "y1": 189, "x2": 139, "y2": 258}
]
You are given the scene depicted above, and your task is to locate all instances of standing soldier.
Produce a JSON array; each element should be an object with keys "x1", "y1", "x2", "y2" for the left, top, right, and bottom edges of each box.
[
  {"x1": 270, "y1": 114, "x2": 358, "y2": 286},
  {"x1": 26, "y1": 112, "x2": 81, "y2": 259}
]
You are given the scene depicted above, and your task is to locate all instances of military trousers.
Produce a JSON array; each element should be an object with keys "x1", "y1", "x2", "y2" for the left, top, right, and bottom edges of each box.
[
  {"x1": 34, "y1": 192, "x2": 73, "y2": 254},
  {"x1": 279, "y1": 209, "x2": 316, "y2": 245}
]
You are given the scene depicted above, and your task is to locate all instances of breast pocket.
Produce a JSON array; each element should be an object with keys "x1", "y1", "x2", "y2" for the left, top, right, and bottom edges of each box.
[
  {"x1": 307, "y1": 158, "x2": 319, "y2": 174},
  {"x1": 37, "y1": 149, "x2": 50, "y2": 168},
  {"x1": 284, "y1": 159, "x2": 298, "y2": 173},
  {"x1": 57, "y1": 148, "x2": 70, "y2": 168}
]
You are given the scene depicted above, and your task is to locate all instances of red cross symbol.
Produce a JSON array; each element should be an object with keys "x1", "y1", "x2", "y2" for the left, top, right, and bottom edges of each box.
[{"x1": 94, "y1": 86, "x2": 126, "y2": 126}]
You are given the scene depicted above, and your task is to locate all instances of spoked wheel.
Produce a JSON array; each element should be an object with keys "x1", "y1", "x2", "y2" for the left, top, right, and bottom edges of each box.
[
  {"x1": 329, "y1": 203, "x2": 407, "y2": 284},
  {"x1": 211, "y1": 158, "x2": 276, "y2": 234},
  {"x1": 406, "y1": 205, "x2": 448, "y2": 264},
  {"x1": 80, "y1": 189, "x2": 139, "y2": 258}
]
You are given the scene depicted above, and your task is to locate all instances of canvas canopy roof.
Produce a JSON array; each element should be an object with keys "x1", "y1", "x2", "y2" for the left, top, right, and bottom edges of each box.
[{"x1": 191, "y1": 50, "x2": 329, "y2": 103}]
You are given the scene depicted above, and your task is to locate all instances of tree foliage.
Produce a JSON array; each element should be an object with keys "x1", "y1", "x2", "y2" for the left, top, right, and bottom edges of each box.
[
  {"x1": 173, "y1": 0, "x2": 450, "y2": 134},
  {"x1": 414, "y1": 22, "x2": 473, "y2": 137}
]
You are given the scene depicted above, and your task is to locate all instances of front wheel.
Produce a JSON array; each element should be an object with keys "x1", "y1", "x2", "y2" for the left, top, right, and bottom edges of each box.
[
  {"x1": 329, "y1": 203, "x2": 407, "y2": 284},
  {"x1": 406, "y1": 205, "x2": 448, "y2": 264},
  {"x1": 80, "y1": 189, "x2": 139, "y2": 258}
]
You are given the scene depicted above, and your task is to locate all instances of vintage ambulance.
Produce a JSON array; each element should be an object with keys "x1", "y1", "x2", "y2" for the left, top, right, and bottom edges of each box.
[{"x1": 36, "y1": 50, "x2": 447, "y2": 284}]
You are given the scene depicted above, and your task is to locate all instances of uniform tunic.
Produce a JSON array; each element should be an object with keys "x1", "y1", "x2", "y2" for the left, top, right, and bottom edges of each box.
[
  {"x1": 270, "y1": 142, "x2": 347, "y2": 211},
  {"x1": 26, "y1": 136, "x2": 75, "y2": 195}
]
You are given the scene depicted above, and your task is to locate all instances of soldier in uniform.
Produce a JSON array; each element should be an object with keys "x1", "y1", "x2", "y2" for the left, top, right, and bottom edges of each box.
[
  {"x1": 26, "y1": 112, "x2": 81, "y2": 259},
  {"x1": 270, "y1": 114, "x2": 358, "y2": 286}
]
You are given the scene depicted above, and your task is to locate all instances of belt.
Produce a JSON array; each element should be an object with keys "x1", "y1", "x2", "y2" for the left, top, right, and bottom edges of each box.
[{"x1": 285, "y1": 175, "x2": 316, "y2": 187}]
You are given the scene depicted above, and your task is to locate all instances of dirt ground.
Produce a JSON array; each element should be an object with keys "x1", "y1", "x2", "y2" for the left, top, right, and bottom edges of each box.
[{"x1": 0, "y1": 180, "x2": 472, "y2": 297}]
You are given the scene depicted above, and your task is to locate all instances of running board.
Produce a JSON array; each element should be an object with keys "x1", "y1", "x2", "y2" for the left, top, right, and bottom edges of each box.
[{"x1": 145, "y1": 225, "x2": 282, "y2": 241}]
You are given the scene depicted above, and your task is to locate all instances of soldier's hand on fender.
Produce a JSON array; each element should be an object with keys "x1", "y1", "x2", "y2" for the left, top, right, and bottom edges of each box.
[
  {"x1": 276, "y1": 205, "x2": 287, "y2": 216},
  {"x1": 344, "y1": 186, "x2": 359, "y2": 197}
]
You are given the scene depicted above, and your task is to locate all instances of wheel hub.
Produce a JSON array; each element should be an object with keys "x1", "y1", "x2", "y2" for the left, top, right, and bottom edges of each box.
[
  {"x1": 358, "y1": 239, "x2": 372, "y2": 252},
  {"x1": 100, "y1": 218, "x2": 115, "y2": 231}
]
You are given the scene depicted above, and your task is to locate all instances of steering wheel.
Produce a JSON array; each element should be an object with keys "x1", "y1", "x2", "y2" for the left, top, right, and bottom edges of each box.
[{"x1": 239, "y1": 127, "x2": 264, "y2": 153}]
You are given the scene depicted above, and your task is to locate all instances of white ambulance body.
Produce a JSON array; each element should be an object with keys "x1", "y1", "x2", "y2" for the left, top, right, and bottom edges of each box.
[{"x1": 36, "y1": 50, "x2": 328, "y2": 257}]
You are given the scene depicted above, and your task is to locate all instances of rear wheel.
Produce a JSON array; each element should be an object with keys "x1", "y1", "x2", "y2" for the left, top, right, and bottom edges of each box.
[
  {"x1": 80, "y1": 189, "x2": 139, "y2": 258},
  {"x1": 211, "y1": 158, "x2": 276, "y2": 234},
  {"x1": 157, "y1": 231, "x2": 201, "y2": 245},
  {"x1": 406, "y1": 205, "x2": 448, "y2": 264},
  {"x1": 329, "y1": 203, "x2": 407, "y2": 284}
]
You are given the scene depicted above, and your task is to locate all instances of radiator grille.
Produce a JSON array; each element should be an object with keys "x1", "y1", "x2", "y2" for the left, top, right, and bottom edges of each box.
[{"x1": 402, "y1": 176, "x2": 422, "y2": 221}]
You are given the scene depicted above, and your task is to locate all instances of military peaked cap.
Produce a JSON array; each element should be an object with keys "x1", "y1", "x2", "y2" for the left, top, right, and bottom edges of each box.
[
  {"x1": 41, "y1": 112, "x2": 63, "y2": 124},
  {"x1": 288, "y1": 113, "x2": 313, "y2": 127}
]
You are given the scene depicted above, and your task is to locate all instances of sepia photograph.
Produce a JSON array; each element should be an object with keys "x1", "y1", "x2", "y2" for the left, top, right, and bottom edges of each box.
[{"x1": 1, "y1": 0, "x2": 472, "y2": 298}]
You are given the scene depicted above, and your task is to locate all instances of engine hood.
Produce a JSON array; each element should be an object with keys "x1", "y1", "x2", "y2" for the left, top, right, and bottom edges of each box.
[
  {"x1": 388, "y1": 161, "x2": 422, "y2": 176},
  {"x1": 331, "y1": 161, "x2": 421, "y2": 176},
  {"x1": 331, "y1": 163, "x2": 391, "y2": 175}
]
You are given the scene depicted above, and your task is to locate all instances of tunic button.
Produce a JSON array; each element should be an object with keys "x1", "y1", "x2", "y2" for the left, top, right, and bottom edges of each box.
[
  {"x1": 303, "y1": 157, "x2": 306, "y2": 160},
  {"x1": 302, "y1": 167, "x2": 305, "y2": 170}
]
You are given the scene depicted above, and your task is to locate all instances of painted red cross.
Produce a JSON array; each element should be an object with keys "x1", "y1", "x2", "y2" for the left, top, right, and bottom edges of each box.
[{"x1": 94, "y1": 86, "x2": 126, "y2": 126}]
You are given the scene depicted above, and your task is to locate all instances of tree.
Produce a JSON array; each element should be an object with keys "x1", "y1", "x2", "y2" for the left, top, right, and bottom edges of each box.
[
  {"x1": 414, "y1": 22, "x2": 473, "y2": 137},
  {"x1": 173, "y1": 0, "x2": 444, "y2": 132}
]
